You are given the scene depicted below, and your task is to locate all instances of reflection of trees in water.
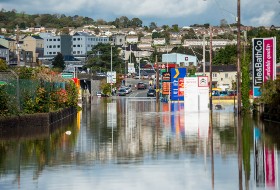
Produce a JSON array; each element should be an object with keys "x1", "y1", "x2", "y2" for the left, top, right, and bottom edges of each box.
[{"x1": 0, "y1": 116, "x2": 79, "y2": 181}]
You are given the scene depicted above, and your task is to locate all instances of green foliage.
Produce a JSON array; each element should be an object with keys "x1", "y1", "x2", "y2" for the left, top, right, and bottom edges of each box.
[
  {"x1": 0, "y1": 59, "x2": 8, "y2": 71},
  {"x1": 247, "y1": 28, "x2": 280, "y2": 63},
  {"x1": 65, "y1": 81, "x2": 79, "y2": 108},
  {"x1": 212, "y1": 45, "x2": 237, "y2": 65},
  {"x1": 241, "y1": 52, "x2": 251, "y2": 113},
  {"x1": 52, "y1": 53, "x2": 65, "y2": 71},
  {"x1": 0, "y1": 85, "x2": 19, "y2": 116},
  {"x1": 259, "y1": 79, "x2": 280, "y2": 105},
  {"x1": 0, "y1": 85, "x2": 10, "y2": 115},
  {"x1": 86, "y1": 43, "x2": 123, "y2": 71},
  {"x1": 0, "y1": 9, "x2": 96, "y2": 29},
  {"x1": 15, "y1": 66, "x2": 36, "y2": 79}
]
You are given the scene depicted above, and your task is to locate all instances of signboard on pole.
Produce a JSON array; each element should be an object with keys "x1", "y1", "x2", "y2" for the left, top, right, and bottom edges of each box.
[
  {"x1": 252, "y1": 37, "x2": 276, "y2": 97},
  {"x1": 170, "y1": 68, "x2": 187, "y2": 101},
  {"x1": 184, "y1": 76, "x2": 209, "y2": 112},
  {"x1": 107, "y1": 71, "x2": 116, "y2": 84}
]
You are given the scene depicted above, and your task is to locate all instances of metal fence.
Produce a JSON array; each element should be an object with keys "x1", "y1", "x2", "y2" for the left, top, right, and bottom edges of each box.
[{"x1": 0, "y1": 71, "x2": 66, "y2": 112}]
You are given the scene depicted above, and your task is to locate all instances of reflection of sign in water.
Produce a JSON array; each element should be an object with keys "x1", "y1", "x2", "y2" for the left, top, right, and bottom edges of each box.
[
  {"x1": 107, "y1": 103, "x2": 117, "y2": 128},
  {"x1": 254, "y1": 128, "x2": 278, "y2": 188}
]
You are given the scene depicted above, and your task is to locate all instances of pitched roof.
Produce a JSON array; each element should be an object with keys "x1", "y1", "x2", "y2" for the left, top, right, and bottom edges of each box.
[
  {"x1": 0, "y1": 44, "x2": 8, "y2": 49},
  {"x1": 32, "y1": 35, "x2": 43, "y2": 40},
  {"x1": 197, "y1": 65, "x2": 237, "y2": 72}
]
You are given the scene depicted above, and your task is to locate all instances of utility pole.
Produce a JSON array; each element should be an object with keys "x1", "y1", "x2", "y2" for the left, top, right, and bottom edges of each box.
[
  {"x1": 203, "y1": 34, "x2": 206, "y2": 75},
  {"x1": 156, "y1": 55, "x2": 160, "y2": 103},
  {"x1": 209, "y1": 26, "x2": 213, "y2": 111},
  {"x1": 16, "y1": 25, "x2": 20, "y2": 66},
  {"x1": 237, "y1": 0, "x2": 241, "y2": 115},
  {"x1": 110, "y1": 45, "x2": 113, "y2": 94}
]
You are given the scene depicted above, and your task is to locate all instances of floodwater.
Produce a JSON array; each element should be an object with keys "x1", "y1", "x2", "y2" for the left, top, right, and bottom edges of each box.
[{"x1": 0, "y1": 97, "x2": 280, "y2": 190}]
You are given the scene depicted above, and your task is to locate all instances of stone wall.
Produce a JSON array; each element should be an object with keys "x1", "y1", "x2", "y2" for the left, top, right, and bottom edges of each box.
[{"x1": 0, "y1": 107, "x2": 77, "y2": 139}]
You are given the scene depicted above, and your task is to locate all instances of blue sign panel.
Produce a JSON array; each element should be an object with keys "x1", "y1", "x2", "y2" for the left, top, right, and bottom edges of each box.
[{"x1": 170, "y1": 68, "x2": 187, "y2": 101}]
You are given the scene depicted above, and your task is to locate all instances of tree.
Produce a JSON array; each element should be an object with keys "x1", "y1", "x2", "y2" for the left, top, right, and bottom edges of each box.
[
  {"x1": 86, "y1": 43, "x2": 123, "y2": 73},
  {"x1": 220, "y1": 19, "x2": 228, "y2": 28},
  {"x1": 52, "y1": 53, "x2": 65, "y2": 71},
  {"x1": 149, "y1": 22, "x2": 157, "y2": 30},
  {"x1": 172, "y1": 24, "x2": 179, "y2": 32},
  {"x1": 212, "y1": 45, "x2": 237, "y2": 65},
  {"x1": 130, "y1": 17, "x2": 143, "y2": 28}
]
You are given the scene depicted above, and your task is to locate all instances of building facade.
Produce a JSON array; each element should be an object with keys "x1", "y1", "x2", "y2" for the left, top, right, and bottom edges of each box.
[
  {"x1": 22, "y1": 35, "x2": 44, "y2": 63},
  {"x1": 162, "y1": 53, "x2": 197, "y2": 67},
  {"x1": 0, "y1": 45, "x2": 9, "y2": 62}
]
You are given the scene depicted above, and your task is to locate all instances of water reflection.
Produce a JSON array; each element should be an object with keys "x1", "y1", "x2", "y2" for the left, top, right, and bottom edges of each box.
[{"x1": 0, "y1": 98, "x2": 279, "y2": 190}]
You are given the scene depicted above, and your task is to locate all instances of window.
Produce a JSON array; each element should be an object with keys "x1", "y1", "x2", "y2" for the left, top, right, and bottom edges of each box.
[
  {"x1": 53, "y1": 52, "x2": 56, "y2": 54},
  {"x1": 77, "y1": 51, "x2": 80, "y2": 54},
  {"x1": 49, "y1": 45, "x2": 52, "y2": 48},
  {"x1": 49, "y1": 39, "x2": 52, "y2": 41},
  {"x1": 73, "y1": 38, "x2": 76, "y2": 41},
  {"x1": 54, "y1": 39, "x2": 56, "y2": 41},
  {"x1": 73, "y1": 51, "x2": 76, "y2": 54},
  {"x1": 58, "y1": 45, "x2": 60, "y2": 48},
  {"x1": 53, "y1": 45, "x2": 56, "y2": 48},
  {"x1": 49, "y1": 52, "x2": 52, "y2": 55},
  {"x1": 212, "y1": 73, "x2": 217, "y2": 78},
  {"x1": 77, "y1": 45, "x2": 80, "y2": 47},
  {"x1": 73, "y1": 45, "x2": 76, "y2": 47},
  {"x1": 225, "y1": 73, "x2": 228, "y2": 78},
  {"x1": 58, "y1": 39, "x2": 60, "y2": 41}
]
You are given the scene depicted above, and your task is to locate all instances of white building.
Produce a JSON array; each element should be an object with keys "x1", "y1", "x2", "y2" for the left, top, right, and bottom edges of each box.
[{"x1": 183, "y1": 39, "x2": 237, "y2": 50}]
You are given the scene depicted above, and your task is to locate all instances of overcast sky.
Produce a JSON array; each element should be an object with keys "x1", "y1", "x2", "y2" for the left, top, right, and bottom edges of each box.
[{"x1": 0, "y1": 0, "x2": 279, "y2": 27}]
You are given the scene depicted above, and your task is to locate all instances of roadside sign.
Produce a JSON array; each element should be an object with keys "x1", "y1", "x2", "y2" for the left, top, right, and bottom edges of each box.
[
  {"x1": 170, "y1": 68, "x2": 187, "y2": 101},
  {"x1": 61, "y1": 72, "x2": 74, "y2": 79},
  {"x1": 107, "y1": 71, "x2": 116, "y2": 84}
]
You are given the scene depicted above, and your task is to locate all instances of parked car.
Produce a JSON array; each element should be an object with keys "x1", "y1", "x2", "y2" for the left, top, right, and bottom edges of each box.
[
  {"x1": 212, "y1": 90, "x2": 220, "y2": 96},
  {"x1": 125, "y1": 87, "x2": 132, "y2": 94},
  {"x1": 118, "y1": 88, "x2": 127, "y2": 96},
  {"x1": 96, "y1": 91, "x2": 102, "y2": 97},
  {"x1": 228, "y1": 90, "x2": 237, "y2": 96},
  {"x1": 219, "y1": 91, "x2": 228, "y2": 96},
  {"x1": 147, "y1": 89, "x2": 156, "y2": 97},
  {"x1": 137, "y1": 82, "x2": 147, "y2": 90}
]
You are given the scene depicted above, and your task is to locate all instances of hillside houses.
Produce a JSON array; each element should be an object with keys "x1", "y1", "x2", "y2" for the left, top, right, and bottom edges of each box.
[{"x1": 0, "y1": 24, "x2": 251, "y2": 67}]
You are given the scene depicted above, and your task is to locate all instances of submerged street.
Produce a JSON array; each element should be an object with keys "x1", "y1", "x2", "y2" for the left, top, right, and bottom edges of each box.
[{"x1": 0, "y1": 97, "x2": 279, "y2": 190}]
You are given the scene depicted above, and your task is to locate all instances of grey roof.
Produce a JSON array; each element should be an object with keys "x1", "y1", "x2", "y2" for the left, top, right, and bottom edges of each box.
[
  {"x1": 73, "y1": 32, "x2": 90, "y2": 36},
  {"x1": 197, "y1": 65, "x2": 237, "y2": 72},
  {"x1": 4, "y1": 37, "x2": 15, "y2": 41},
  {"x1": 32, "y1": 35, "x2": 43, "y2": 40},
  {"x1": 0, "y1": 45, "x2": 8, "y2": 49}
]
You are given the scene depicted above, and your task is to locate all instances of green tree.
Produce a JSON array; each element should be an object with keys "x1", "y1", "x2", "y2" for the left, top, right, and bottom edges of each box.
[
  {"x1": 212, "y1": 45, "x2": 237, "y2": 65},
  {"x1": 86, "y1": 43, "x2": 123, "y2": 72},
  {"x1": 149, "y1": 22, "x2": 157, "y2": 30},
  {"x1": 52, "y1": 53, "x2": 65, "y2": 71},
  {"x1": 241, "y1": 51, "x2": 251, "y2": 113},
  {"x1": 130, "y1": 17, "x2": 142, "y2": 28}
]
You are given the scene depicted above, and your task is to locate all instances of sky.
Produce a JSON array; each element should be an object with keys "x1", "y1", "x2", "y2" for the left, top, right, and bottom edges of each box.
[{"x1": 0, "y1": 0, "x2": 279, "y2": 27}]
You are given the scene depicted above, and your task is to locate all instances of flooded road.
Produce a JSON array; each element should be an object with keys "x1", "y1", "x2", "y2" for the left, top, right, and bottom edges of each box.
[{"x1": 0, "y1": 97, "x2": 279, "y2": 190}]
